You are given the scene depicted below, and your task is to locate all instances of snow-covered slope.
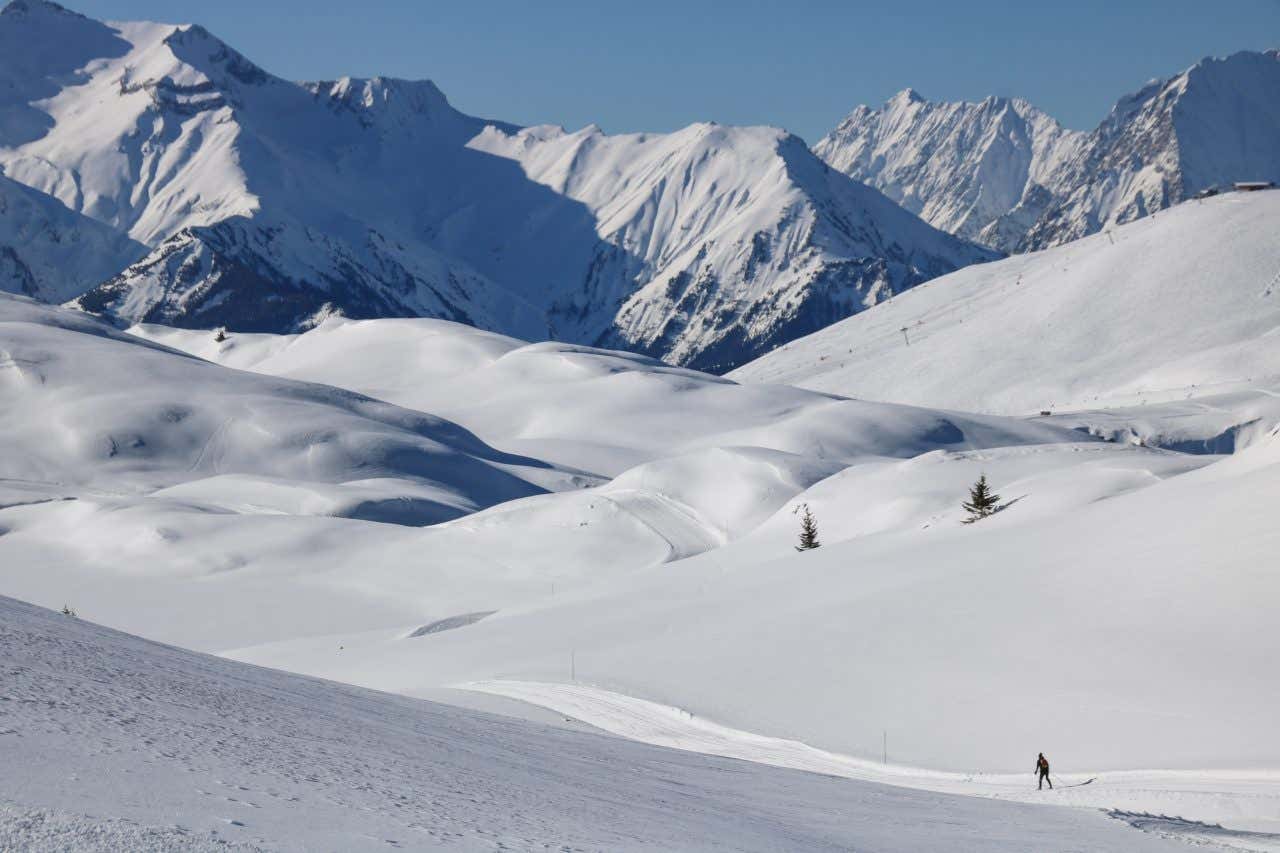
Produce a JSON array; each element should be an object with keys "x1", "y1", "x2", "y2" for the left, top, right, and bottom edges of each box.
[
  {"x1": 814, "y1": 90, "x2": 1084, "y2": 250},
  {"x1": 4, "y1": 257, "x2": 1279, "y2": 845},
  {"x1": 1, "y1": 294, "x2": 1086, "y2": 648},
  {"x1": 733, "y1": 189, "x2": 1280, "y2": 449},
  {"x1": 817, "y1": 50, "x2": 1280, "y2": 252},
  {"x1": 130, "y1": 316, "x2": 1073, "y2": 477},
  {"x1": 0, "y1": 0, "x2": 990, "y2": 371},
  {"x1": 0, "y1": 173, "x2": 143, "y2": 301},
  {"x1": 228, "y1": 425, "x2": 1280, "y2": 819},
  {"x1": 1, "y1": 595, "x2": 1189, "y2": 852},
  {"x1": 0, "y1": 292, "x2": 565, "y2": 520}
]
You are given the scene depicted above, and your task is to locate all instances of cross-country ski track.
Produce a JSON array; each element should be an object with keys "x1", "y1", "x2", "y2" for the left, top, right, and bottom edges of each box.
[{"x1": 464, "y1": 679, "x2": 1280, "y2": 852}]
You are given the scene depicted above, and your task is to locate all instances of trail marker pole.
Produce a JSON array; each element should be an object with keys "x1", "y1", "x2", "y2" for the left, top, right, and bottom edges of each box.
[
  {"x1": 883, "y1": 730, "x2": 887, "y2": 764},
  {"x1": 899, "y1": 327, "x2": 910, "y2": 346},
  {"x1": 571, "y1": 649, "x2": 576, "y2": 682}
]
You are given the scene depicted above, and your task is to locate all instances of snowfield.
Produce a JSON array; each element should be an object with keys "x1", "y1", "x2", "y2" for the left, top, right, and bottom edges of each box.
[
  {"x1": 2, "y1": 291, "x2": 1077, "y2": 650},
  {"x1": 4, "y1": 258, "x2": 1280, "y2": 847},
  {"x1": 6, "y1": 595, "x2": 1202, "y2": 852},
  {"x1": 2, "y1": 5, "x2": 1279, "y2": 848}
]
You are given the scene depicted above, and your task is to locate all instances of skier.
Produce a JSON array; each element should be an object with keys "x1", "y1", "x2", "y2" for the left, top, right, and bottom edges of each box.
[{"x1": 1035, "y1": 752, "x2": 1052, "y2": 790}]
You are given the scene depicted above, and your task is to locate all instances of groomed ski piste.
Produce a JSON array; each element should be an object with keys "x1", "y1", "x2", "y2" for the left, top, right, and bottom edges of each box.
[
  {"x1": 462, "y1": 680, "x2": 1280, "y2": 852},
  {"x1": 2, "y1": 595, "x2": 1192, "y2": 852}
]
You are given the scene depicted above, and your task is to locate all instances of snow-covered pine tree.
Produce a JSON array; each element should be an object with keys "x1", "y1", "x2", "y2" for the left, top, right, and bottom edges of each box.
[
  {"x1": 795, "y1": 503, "x2": 820, "y2": 551},
  {"x1": 214, "y1": 327, "x2": 228, "y2": 343},
  {"x1": 962, "y1": 474, "x2": 1001, "y2": 523}
]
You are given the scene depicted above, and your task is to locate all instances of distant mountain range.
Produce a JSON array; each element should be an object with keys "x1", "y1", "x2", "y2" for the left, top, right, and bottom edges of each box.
[
  {"x1": 0, "y1": 0, "x2": 1276, "y2": 368},
  {"x1": 0, "y1": 0, "x2": 989, "y2": 371},
  {"x1": 815, "y1": 49, "x2": 1280, "y2": 252}
]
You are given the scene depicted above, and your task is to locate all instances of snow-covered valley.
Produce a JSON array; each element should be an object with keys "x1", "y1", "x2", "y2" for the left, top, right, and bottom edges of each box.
[
  {"x1": 2, "y1": 1, "x2": 1279, "y2": 849},
  {"x1": 5, "y1": 179, "x2": 1280, "y2": 846}
]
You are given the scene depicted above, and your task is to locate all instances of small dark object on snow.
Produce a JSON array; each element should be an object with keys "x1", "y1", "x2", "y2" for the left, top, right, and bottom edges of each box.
[
  {"x1": 1234, "y1": 181, "x2": 1275, "y2": 192},
  {"x1": 214, "y1": 327, "x2": 228, "y2": 343},
  {"x1": 794, "y1": 503, "x2": 820, "y2": 551},
  {"x1": 1035, "y1": 752, "x2": 1052, "y2": 790},
  {"x1": 1039, "y1": 410, "x2": 1052, "y2": 417},
  {"x1": 962, "y1": 474, "x2": 1001, "y2": 523}
]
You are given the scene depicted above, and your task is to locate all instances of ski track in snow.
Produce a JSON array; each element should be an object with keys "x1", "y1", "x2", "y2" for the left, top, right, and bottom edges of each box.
[
  {"x1": 465, "y1": 680, "x2": 1280, "y2": 852},
  {"x1": 1, "y1": 596, "x2": 1191, "y2": 852}
]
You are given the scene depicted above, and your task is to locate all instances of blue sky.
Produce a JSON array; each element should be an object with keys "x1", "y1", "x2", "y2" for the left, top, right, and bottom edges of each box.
[{"x1": 75, "y1": 0, "x2": 1280, "y2": 141}]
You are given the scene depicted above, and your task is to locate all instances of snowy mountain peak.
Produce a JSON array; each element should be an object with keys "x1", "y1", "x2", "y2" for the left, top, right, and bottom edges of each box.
[
  {"x1": 0, "y1": 2, "x2": 991, "y2": 369},
  {"x1": 890, "y1": 87, "x2": 925, "y2": 106},
  {"x1": 818, "y1": 48, "x2": 1280, "y2": 252},
  {"x1": 1, "y1": 0, "x2": 80, "y2": 20},
  {"x1": 309, "y1": 75, "x2": 452, "y2": 113},
  {"x1": 814, "y1": 87, "x2": 1082, "y2": 248}
]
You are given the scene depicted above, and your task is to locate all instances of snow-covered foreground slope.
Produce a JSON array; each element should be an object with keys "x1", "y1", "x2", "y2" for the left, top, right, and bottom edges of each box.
[
  {"x1": 463, "y1": 681, "x2": 1280, "y2": 850},
  {"x1": 0, "y1": 0, "x2": 989, "y2": 371},
  {"x1": 5, "y1": 596, "x2": 1197, "y2": 852},
  {"x1": 734, "y1": 189, "x2": 1280, "y2": 448},
  {"x1": 818, "y1": 50, "x2": 1280, "y2": 252}
]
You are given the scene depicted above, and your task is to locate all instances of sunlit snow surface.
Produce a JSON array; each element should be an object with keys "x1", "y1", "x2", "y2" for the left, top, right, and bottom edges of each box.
[
  {"x1": 2, "y1": 144, "x2": 1280, "y2": 850},
  {"x1": 734, "y1": 190, "x2": 1280, "y2": 450},
  {"x1": 1, "y1": 595, "x2": 1195, "y2": 852}
]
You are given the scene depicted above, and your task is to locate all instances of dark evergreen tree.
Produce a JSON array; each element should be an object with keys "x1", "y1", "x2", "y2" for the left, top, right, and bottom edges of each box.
[
  {"x1": 795, "y1": 503, "x2": 820, "y2": 551},
  {"x1": 962, "y1": 474, "x2": 1001, "y2": 523}
]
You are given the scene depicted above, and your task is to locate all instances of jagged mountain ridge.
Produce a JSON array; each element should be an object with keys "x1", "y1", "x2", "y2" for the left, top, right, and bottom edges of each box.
[
  {"x1": 817, "y1": 49, "x2": 1280, "y2": 252},
  {"x1": 0, "y1": 0, "x2": 992, "y2": 371},
  {"x1": 469, "y1": 122, "x2": 993, "y2": 368},
  {"x1": 1019, "y1": 49, "x2": 1280, "y2": 250},
  {"x1": 812, "y1": 90, "x2": 1084, "y2": 250}
]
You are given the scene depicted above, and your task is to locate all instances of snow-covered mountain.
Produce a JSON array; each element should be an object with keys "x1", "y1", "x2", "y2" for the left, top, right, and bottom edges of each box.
[
  {"x1": 1020, "y1": 49, "x2": 1280, "y2": 250},
  {"x1": 0, "y1": 173, "x2": 143, "y2": 300},
  {"x1": 813, "y1": 90, "x2": 1084, "y2": 249},
  {"x1": 0, "y1": 0, "x2": 991, "y2": 371},
  {"x1": 466, "y1": 122, "x2": 994, "y2": 369},
  {"x1": 817, "y1": 50, "x2": 1280, "y2": 252}
]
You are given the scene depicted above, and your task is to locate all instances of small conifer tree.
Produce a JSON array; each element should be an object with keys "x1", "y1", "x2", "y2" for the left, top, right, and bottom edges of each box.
[
  {"x1": 214, "y1": 327, "x2": 228, "y2": 343},
  {"x1": 794, "y1": 503, "x2": 820, "y2": 551},
  {"x1": 962, "y1": 474, "x2": 1001, "y2": 523}
]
